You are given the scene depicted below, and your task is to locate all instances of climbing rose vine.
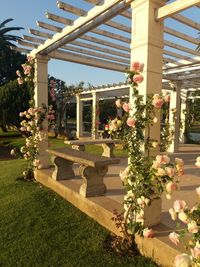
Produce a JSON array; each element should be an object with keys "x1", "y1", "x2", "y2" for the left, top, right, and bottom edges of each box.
[
  {"x1": 108, "y1": 61, "x2": 184, "y2": 246},
  {"x1": 169, "y1": 156, "x2": 200, "y2": 267}
]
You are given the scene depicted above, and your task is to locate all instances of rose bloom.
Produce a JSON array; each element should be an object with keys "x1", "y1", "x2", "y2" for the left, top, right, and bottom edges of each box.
[
  {"x1": 175, "y1": 158, "x2": 184, "y2": 167},
  {"x1": 131, "y1": 61, "x2": 144, "y2": 72},
  {"x1": 165, "y1": 167, "x2": 175, "y2": 177},
  {"x1": 178, "y1": 211, "x2": 189, "y2": 224},
  {"x1": 166, "y1": 182, "x2": 177, "y2": 193},
  {"x1": 169, "y1": 208, "x2": 177, "y2": 221},
  {"x1": 122, "y1": 102, "x2": 130, "y2": 113},
  {"x1": 17, "y1": 77, "x2": 24, "y2": 85},
  {"x1": 157, "y1": 168, "x2": 166, "y2": 176},
  {"x1": 127, "y1": 118, "x2": 136, "y2": 127},
  {"x1": 16, "y1": 70, "x2": 21, "y2": 77},
  {"x1": 19, "y1": 112, "x2": 24, "y2": 117},
  {"x1": 152, "y1": 98, "x2": 164, "y2": 109},
  {"x1": 195, "y1": 156, "x2": 200, "y2": 167},
  {"x1": 174, "y1": 253, "x2": 192, "y2": 267},
  {"x1": 143, "y1": 228, "x2": 154, "y2": 238},
  {"x1": 133, "y1": 74, "x2": 144, "y2": 83},
  {"x1": 115, "y1": 99, "x2": 122, "y2": 108},
  {"x1": 164, "y1": 94, "x2": 170, "y2": 103},
  {"x1": 156, "y1": 155, "x2": 170, "y2": 165},
  {"x1": 10, "y1": 149, "x2": 16, "y2": 156},
  {"x1": 152, "y1": 141, "x2": 158, "y2": 148},
  {"x1": 191, "y1": 246, "x2": 200, "y2": 259},
  {"x1": 187, "y1": 221, "x2": 199, "y2": 234},
  {"x1": 119, "y1": 166, "x2": 130, "y2": 183},
  {"x1": 169, "y1": 232, "x2": 180, "y2": 246},
  {"x1": 153, "y1": 117, "x2": 158, "y2": 123},
  {"x1": 173, "y1": 200, "x2": 187, "y2": 213},
  {"x1": 196, "y1": 186, "x2": 200, "y2": 198},
  {"x1": 177, "y1": 168, "x2": 184, "y2": 177}
]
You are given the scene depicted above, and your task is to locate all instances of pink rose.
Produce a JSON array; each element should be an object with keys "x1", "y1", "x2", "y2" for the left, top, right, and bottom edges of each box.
[
  {"x1": 19, "y1": 112, "x2": 24, "y2": 117},
  {"x1": 164, "y1": 94, "x2": 170, "y2": 103},
  {"x1": 196, "y1": 186, "x2": 200, "y2": 197},
  {"x1": 165, "y1": 167, "x2": 175, "y2": 177},
  {"x1": 131, "y1": 61, "x2": 144, "y2": 72},
  {"x1": 187, "y1": 221, "x2": 199, "y2": 234},
  {"x1": 174, "y1": 254, "x2": 192, "y2": 267},
  {"x1": 177, "y1": 168, "x2": 184, "y2": 177},
  {"x1": 17, "y1": 77, "x2": 24, "y2": 85},
  {"x1": 166, "y1": 182, "x2": 177, "y2": 193},
  {"x1": 115, "y1": 99, "x2": 122, "y2": 108},
  {"x1": 173, "y1": 200, "x2": 187, "y2": 213},
  {"x1": 169, "y1": 208, "x2": 177, "y2": 220},
  {"x1": 195, "y1": 156, "x2": 200, "y2": 167},
  {"x1": 16, "y1": 70, "x2": 21, "y2": 77},
  {"x1": 122, "y1": 103, "x2": 130, "y2": 113},
  {"x1": 178, "y1": 212, "x2": 189, "y2": 224},
  {"x1": 191, "y1": 246, "x2": 200, "y2": 259},
  {"x1": 133, "y1": 74, "x2": 144, "y2": 83},
  {"x1": 127, "y1": 118, "x2": 136, "y2": 128},
  {"x1": 157, "y1": 168, "x2": 166, "y2": 176},
  {"x1": 27, "y1": 55, "x2": 33, "y2": 62},
  {"x1": 175, "y1": 158, "x2": 184, "y2": 167},
  {"x1": 152, "y1": 98, "x2": 164, "y2": 109},
  {"x1": 143, "y1": 228, "x2": 154, "y2": 238},
  {"x1": 169, "y1": 232, "x2": 180, "y2": 246},
  {"x1": 156, "y1": 155, "x2": 170, "y2": 165}
]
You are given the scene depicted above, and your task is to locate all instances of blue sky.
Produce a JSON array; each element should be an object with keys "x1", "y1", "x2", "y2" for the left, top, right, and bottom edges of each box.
[{"x1": 1, "y1": 0, "x2": 199, "y2": 87}]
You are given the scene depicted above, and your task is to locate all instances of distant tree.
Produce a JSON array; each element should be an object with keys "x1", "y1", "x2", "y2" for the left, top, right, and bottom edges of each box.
[
  {"x1": 0, "y1": 80, "x2": 31, "y2": 131},
  {"x1": 0, "y1": 18, "x2": 25, "y2": 86}
]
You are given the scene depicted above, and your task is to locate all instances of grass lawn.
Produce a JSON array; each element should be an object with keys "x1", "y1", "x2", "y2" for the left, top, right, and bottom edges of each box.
[{"x1": 0, "y1": 159, "x2": 158, "y2": 267}]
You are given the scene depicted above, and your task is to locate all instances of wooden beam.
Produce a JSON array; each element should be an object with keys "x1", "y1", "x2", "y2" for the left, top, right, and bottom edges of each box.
[
  {"x1": 71, "y1": 40, "x2": 130, "y2": 58},
  {"x1": 13, "y1": 47, "x2": 31, "y2": 54},
  {"x1": 49, "y1": 50, "x2": 128, "y2": 72},
  {"x1": 29, "y1": 28, "x2": 53, "y2": 39},
  {"x1": 164, "y1": 26, "x2": 199, "y2": 45},
  {"x1": 45, "y1": 12, "x2": 73, "y2": 25},
  {"x1": 37, "y1": 21, "x2": 62, "y2": 33},
  {"x1": 163, "y1": 49, "x2": 197, "y2": 63},
  {"x1": 18, "y1": 40, "x2": 38, "y2": 48},
  {"x1": 156, "y1": 0, "x2": 200, "y2": 20},
  {"x1": 165, "y1": 40, "x2": 200, "y2": 56},
  {"x1": 80, "y1": 34, "x2": 130, "y2": 52},
  {"x1": 172, "y1": 13, "x2": 200, "y2": 31},
  {"x1": 23, "y1": 35, "x2": 45, "y2": 44},
  {"x1": 57, "y1": 1, "x2": 87, "y2": 16},
  {"x1": 62, "y1": 44, "x2": 130, "y2": 64},
  {"x1": 30, "y1": 0, "x2": 133, "y2": 56},
  {"x1": 91, "y1": 28, "x2": 130, "y2": 43}
]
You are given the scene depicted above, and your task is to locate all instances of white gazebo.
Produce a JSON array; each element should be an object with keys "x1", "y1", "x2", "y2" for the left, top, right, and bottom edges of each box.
[{"x1": 15, "y1": 1, "x2": 200, "y2": 264}]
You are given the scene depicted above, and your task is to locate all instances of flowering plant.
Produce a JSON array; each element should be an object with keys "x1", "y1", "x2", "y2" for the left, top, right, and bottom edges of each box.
[
  {"x1": 168, "y1": 157, "x2": 200, "y2": 267},
  {"x1": 109, "y1": 61, "x2": 184, "y2": 244}
]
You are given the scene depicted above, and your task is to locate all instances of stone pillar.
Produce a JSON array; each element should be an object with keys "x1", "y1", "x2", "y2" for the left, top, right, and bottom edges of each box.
[
  {"x1": 76, "y1": 94, "x2": 83, "y2": 138},
  {"x1": 179, "y1": 89, "x2": 187, "y2": 144},
  {"x1": 34, "y1": 54, "x2": 49, "y2": 169},
  {"x1": 167, "y1": 82, "x2": 182, "y2": 153},
  {"x1": 131, "y1": 0, "x2": 166, "y2": 153},
  {"x1": 92, "y1": 92, "x2": 99, "y2": 139}
]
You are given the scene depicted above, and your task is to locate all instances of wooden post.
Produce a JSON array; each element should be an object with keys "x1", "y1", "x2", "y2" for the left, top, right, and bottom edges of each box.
[
  {"x1": 130, "y1": 0, "x2": 166, "y2": 153},
  {"x1": 34, "y1": 54, "x2": 49, "y2": 169},
  {"x1": 92, "y1": 92, "x2": 99, "y2": 139},
  {"x1": 167, "y1": 82, "x2": 182, "y2": 153},
  {"x1": 76, "y1": 94, "x2": 83, "y2": 138}
]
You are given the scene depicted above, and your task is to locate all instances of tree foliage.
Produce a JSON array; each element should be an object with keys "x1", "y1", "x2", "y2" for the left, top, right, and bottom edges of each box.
[
  {"x1": 0, "y1": 18, "x2": 25, "y2": 86},
  {"x1": 0, "y1": 80, "x2": 31, "y2": 131}
]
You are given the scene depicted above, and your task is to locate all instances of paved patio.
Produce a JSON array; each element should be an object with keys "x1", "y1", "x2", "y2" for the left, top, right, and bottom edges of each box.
[{"x1": 35, "y1": 144, "x2": 200, "y2": 267}]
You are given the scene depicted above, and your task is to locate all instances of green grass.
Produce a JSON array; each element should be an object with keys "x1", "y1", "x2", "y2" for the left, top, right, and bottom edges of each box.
[{"x1": 0, "y1": 159, "x2": 157, "y2": 267}]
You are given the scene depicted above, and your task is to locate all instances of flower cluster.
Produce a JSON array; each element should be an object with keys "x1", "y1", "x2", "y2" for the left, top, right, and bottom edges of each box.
[
  {"x1": 49, "y1": 79, "x2": 56, "y2": 102},
  {"x1": 16, "y1": 55, "x2": 34, "y2": 85},
  {"x1": 168, "y1": 157, "x2": 200, "y2": 267},
  {"x1": 16, "y1": 105, "x2": 47, "y2": 179},
  {"x1": 110, "y1": 62, "x2": 184, "y2": 241}
]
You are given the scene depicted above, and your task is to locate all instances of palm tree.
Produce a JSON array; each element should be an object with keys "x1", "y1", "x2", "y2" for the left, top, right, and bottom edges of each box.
[{"x1": 0, "y1": 18, "x2": 23, "y2": 48}]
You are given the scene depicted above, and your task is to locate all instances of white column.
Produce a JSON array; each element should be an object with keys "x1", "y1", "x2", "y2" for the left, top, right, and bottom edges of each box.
[
  {"x1": 92, "y1": 92, "x2": 99, "y2": 140},
  {"x1": 179, "y1": 89, "x2": 187, "y2": 144},
  {"x1": 34, "y1": 54, "x2": 49, "y2": 169},
  {"x1": 76, "y1": 94, "x2": 83, "y2": 138},
  {"x1": 131, "y1": 0, "x2": 166, "y2": 154},
  {"x1": 167, "y1": 82, "x2": 182, "y2": 153}
]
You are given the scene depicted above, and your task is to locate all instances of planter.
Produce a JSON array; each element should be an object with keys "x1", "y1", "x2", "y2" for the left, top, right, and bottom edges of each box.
[{"x1": 143, "y1": 197, "x2": 162, "y2": 227}]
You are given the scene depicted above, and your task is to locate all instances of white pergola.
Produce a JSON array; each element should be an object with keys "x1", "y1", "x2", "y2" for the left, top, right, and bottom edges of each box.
[{"x1": 15, "y1": 0, "x2": 200, "y2": 168}]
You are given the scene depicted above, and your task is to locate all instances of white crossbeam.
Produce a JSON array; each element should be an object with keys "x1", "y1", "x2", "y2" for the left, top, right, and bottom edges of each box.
[{"x1": 156, "y1": 0, "x2": 200, "y2": 20}]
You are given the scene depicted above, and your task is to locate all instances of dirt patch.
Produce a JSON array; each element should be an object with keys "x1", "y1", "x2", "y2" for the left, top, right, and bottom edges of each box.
[{"x1": 0, "y1": 145, "x2": 14, "y2": 161}]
